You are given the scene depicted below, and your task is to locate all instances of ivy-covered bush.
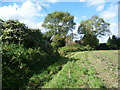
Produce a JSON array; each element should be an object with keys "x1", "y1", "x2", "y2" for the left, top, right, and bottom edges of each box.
[
  {"x1": 1, "y1": 19, "x2": 59, "y2": 89},
  {"x1": 1, "y1": 19, "x2": 53, "y2": 54},
  {"x1": 2, "y1": 43, "x2": 57, "y2": 89}
]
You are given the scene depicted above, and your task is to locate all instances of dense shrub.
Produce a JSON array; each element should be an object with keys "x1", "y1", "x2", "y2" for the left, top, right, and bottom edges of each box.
[
  {"x1": 96, "y1": 43, "x2": 110, "y2": 50},
  {"x1": 81, "y1": 34, "x2": 99, "y2": 49},
  {"x1": 58, "y1": 44, "x2": 93, "y2": 55},
  {"x1": 2, "y1": 43, "x2": 57, "y2": 89},
  {"x1": 1, "y1": 20, "x2": 53, "y2": 54},
  {"x1": 107, "y1": 35, "x2": 120, "y2": 50}
]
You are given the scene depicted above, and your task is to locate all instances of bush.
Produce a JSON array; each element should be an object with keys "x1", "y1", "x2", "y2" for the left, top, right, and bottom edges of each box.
[
  {"x1": 107, "y1": 35, "x2": 120, "y2": 50},
  {"x1": 58, "y1": 44, "x2": 93, "y2": 55},
  {"x1": 96, "y1": 43, "x2": 110, "y2": 50},
  {"x1": 1, "y1": 19, "x2": 53, "y2": 54},
  {"x1": 82, "y1": 34, "x2": 99, "y2": 49},
  {"x1": 2, "y1": 43, "x2": 57, "y2": 89}
]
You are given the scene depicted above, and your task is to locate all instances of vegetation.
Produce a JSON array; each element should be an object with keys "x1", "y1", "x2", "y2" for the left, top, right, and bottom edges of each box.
[
  {"x1": 78, "y1": 16, "x2": 110, "y2": 48},
  {"x1": 1, "y1": 19, "x2": 57, "y2": 89},
  {"x1": 28, "y1": 51, "x2": 118, "y2": 88},
  {"x1": 107, "y1": 35, "x2": 120, "y2": 49},
  {"x1": 58, "y1": 43, "x2": 93, "y2": 55},
  {"x1": 42, "y1": 11, "x2": 76, "y2": 49},
  {"x1": 1, "y1": 11, "x2": 119, "y2": 89},
  {"x1": 43, "y1": 51, "x2": 105, "y2": 88}
]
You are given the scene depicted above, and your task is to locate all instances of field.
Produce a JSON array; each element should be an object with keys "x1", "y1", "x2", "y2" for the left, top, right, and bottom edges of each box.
[{"x1": 28, "y1": 50, "x2": 119, "y2": 88}]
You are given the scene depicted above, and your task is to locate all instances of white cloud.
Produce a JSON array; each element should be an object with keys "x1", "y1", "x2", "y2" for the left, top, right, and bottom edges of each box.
[
  {"x1": 109, "y1": 22, "x2": 118, "y2": 35},
  {"x1": 0, "y1": 0, "x2": 45, "y2": 30},
  {"x1": 74, "y1": 16, "x2": 78, "y2": 20},
  {"x1": 100, "y1": 12, "x2": 116, "y2": 20},
  {"x1": 87, "y1": 0, "x2": 105, "y2": 6},
  {"x1": 96, "y1": 4, "x2": 104, "y2": 11},
  {"x1": 99, "y1": 3, "x2": 118, "y2": 36},
  {"x1": 34, "y1": 22, "x2": 46, "y2": 33},
  {"x1": 99, "y1": 3, "x2": 118, "y2": 43},
  {"x1": 100, "y1": 4, "x2": 118, "y2": 20},
  {"x1": 73, "y1": 23, "x2": 79, "y2": 34},
  {"x1": 84, "y1": 0, "x2": 105, "y2": 12},
  {"x1": 0, "y1": 1, "x2": 41, "y2": 19}
]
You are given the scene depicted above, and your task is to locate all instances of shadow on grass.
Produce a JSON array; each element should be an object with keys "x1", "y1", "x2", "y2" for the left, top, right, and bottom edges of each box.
[{"x1": 26, "y1": 54, "x2": 79, "y2": 89}]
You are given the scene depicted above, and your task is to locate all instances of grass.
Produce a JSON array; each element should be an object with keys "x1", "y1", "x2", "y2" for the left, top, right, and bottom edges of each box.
[
  {"x1": 27, "y1": 50, "x2": 118, "y2": 89},
  {"x1": 42, "y1": 52, "x2": 105, "y2": 88},
  {"x1": 88, "y1": 51, "x2": 118, "y2": 88}
]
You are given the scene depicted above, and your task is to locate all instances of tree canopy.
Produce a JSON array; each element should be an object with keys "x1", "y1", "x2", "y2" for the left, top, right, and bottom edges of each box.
[
  {"x1": 78, "y1": 16, "x2": 110, "y2": 37},
  {"x1": 42, "y1": 11, "x2": 76, "y2": 40},
  {"x1": 77, "y1": 16, "x2": 110, "y2": 48}
]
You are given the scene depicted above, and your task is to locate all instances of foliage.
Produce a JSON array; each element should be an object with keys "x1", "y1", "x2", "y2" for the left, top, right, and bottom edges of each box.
[
  {"x1": 43, "y1": 52, "x2": 105, "y2": 88},
  {"x1": 58, "y1": 44, "x2": 93, "y2": 55},
  {"x1": 51, "y1": 34, "x2": 65, "y2": 49},
  {"x1": 27, "y1": 56, "x2": 67, "y2": 89},
  {"x1": 82, "y1": 34, "x2": 99, "y2": 48},
  {"x1": 42, "y1": 11, "x2": 76, "y2": 46},
  {"x1": 78, "y1": 16, "x2": 110, "y2": 37},
  {"x1": 1, "y1": 13, "x2": 117, "y2": 89},
  {"x1": 96, "y1": 43, "x2": 110, "y2": 50},
  {"x1": 27, "y1": 50, "x2": 118, "y2": 88},
  {"x1": 42, "y1": 11, "x2": 76, "y2": 37},
  {"x1": 78, "y1": 16, "x2": 110, "y2": 48},
  {"x1": 107, "y1": 35, "x2": 120, "y2": 50},
  {"x1": 1, "y1": 19, "x2": 53, "y2": 54},
  {"x1": 2, "y1": 44, "x2": 57, "y2": 89}
]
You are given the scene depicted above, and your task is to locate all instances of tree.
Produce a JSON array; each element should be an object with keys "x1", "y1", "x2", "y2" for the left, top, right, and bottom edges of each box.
[
  {"x1": 78, "y1": 16, "x2": 110, "y2": 37},
  {"x1": 51, "y1": 34, "x2": 65, "y2": 49},
  {"x1": 107, "y1": 35, "x2": 119, "y2": 49},
  {"x1": 42, "y1": 11, "x2": 76, "y2": 46},
  {"x1": 78, "y1": 16, "x2": 110, "y2": 48},
  {"x1": 82, "y1": 34, "x2": 99, "y2": 48}
]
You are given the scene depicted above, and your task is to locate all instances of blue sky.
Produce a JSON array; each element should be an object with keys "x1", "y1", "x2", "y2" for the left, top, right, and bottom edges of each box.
[{"x1": 0, "y1": 0, "x2": 119, "y2": 43}]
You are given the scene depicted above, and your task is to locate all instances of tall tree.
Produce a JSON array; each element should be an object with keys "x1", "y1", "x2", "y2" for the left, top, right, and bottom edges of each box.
[
  {"x1": 78, "y1": 16, "x2": 110, "y2": 48},
  {"x1": 78, "y1": 16, "x2": 110, "y2": 37},
  {"x1": 42, "y1": 11, "x2": 76, "y2": 43}
]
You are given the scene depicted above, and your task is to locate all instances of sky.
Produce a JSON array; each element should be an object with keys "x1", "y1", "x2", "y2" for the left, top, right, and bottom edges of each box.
[{"x1": 0, "y1": 0, "x2": 119, "y2": 43}]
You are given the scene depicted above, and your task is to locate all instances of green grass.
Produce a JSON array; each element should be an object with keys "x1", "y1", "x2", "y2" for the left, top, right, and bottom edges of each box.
[
  {"x1": 42, "y1": 52, "x2": 105, "y2": 88},
  {"x1": 27, "y1": 50, "x2": 118, "y2": 88},
  {"x1": 97, "y1": 50, "x2": 118, "y2": 65}
]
